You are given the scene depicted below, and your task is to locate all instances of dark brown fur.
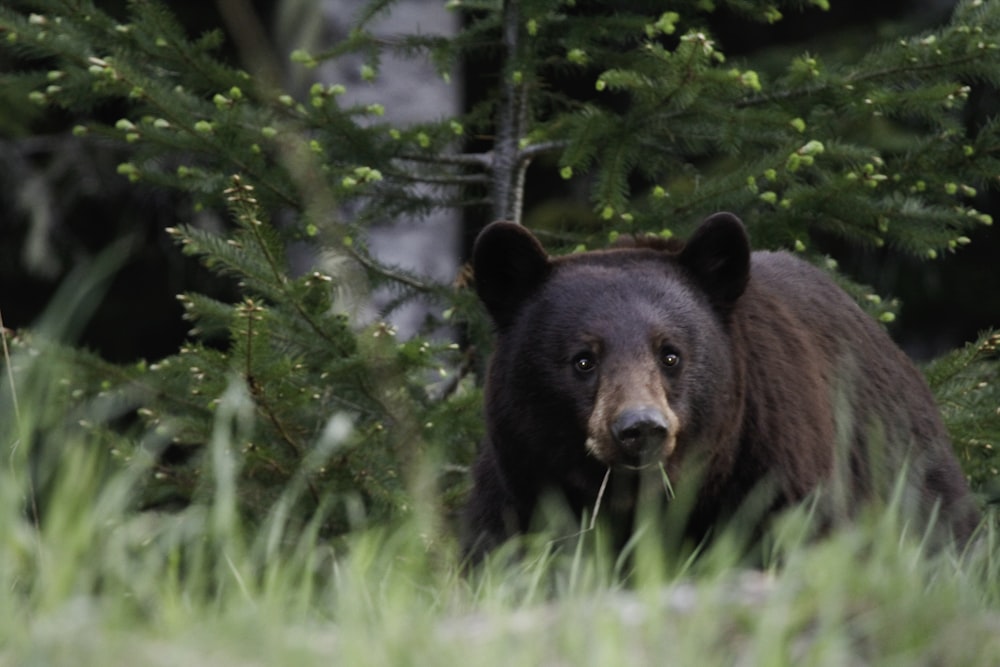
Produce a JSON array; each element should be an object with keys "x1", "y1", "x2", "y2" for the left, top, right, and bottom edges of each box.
[{"x1": 463, "y1": 213, "x2": 980, "y2": 564}]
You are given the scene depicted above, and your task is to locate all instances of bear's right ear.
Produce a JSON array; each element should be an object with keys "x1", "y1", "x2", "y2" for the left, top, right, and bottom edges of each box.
[
  {"x1": 473, "y1": 221, "x2": 552, "y2": 329},
  {"x1": 678, "y1": 212, "x2": 751, "y2": 309}
]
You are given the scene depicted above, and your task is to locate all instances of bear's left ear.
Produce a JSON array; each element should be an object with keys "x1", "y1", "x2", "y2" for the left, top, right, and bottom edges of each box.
[
  {"x1": 678, "y1": 212, "x2": 751, "y2": 308},
  {"x1": 473, "y1": 221, "x2": 552, "y2": 329}
]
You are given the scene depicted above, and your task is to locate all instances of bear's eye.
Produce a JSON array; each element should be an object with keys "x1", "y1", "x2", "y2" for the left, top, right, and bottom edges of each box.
[
  {"x1": 573, "y1": 353, "x2": 597, "y2": 373},
  {"x1": 660, "y1": 349, "x2": 681, "y2": 369}
]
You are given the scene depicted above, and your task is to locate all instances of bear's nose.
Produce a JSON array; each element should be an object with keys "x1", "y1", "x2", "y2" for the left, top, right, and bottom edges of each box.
[{"x1": 612, "y1": 407, "x2": 669, "y2": 463}]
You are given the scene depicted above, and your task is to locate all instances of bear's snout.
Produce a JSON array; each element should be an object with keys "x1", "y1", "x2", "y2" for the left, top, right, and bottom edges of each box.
[{"x1": 612, "y1": 407, "x2": 670, "y2": 468}]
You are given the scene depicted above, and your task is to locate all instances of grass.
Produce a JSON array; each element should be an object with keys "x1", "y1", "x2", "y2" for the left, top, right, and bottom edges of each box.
[
  {"x1": 4, "y1": 493, "x2": 1000, "y2": 667},
  {"x1": 3, "y1": 327, "x2": 1000, "y2": 666}
]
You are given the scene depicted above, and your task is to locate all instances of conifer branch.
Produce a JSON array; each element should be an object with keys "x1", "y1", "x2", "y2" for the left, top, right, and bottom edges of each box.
[
  {"x1": 247, "y1": 378, "x2": 322, "y2": 506},
  {"x1": 222, "y1": 176, "x2": 356, "y2": 355},
  {"x1": 394, "y1": 139, "x2": 567, "y2": 192},
  {"x1": 395, "y1": 152, "x2": 493, "y2": 168},
  {"x1": 391, "y1": 171, "x2": 491, "y2": 186},
  {"x1": 738, "y1": 46, "x2": 997, "y2": 112},
  {"x1": 86, "y1": 56, "x2": 301, "y2": 210},
  {"x1": 344, "y1": 246, "x2": 438, "y2": 293},
  {"x1": 519, "y1": 141, "x2": 569, "y2": 163}
]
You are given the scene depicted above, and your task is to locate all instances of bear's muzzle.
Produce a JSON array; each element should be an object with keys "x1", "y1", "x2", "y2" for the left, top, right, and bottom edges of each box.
[{"x1": 612, "y1": 407, "x2": 670, "y2": 468}]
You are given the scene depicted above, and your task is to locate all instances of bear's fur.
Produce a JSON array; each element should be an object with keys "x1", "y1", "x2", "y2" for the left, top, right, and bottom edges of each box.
[{"x1": 462, "y1": 212, "x2": 980, "y2": 563}]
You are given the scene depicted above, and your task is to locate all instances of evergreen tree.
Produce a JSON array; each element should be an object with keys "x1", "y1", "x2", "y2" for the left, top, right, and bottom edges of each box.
[{"x1": 1, "y1": 0, "x2": 998, "y2": 535}]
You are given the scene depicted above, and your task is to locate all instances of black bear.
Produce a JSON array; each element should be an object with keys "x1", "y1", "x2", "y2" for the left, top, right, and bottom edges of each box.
[{"x1": 462, "y1": 212, "x2": 980, "y2": 563}]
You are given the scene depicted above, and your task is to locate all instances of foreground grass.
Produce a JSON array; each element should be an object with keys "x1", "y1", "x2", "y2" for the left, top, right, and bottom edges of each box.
[
  {"x1": 5, "y1": 520, "x2": 1000, "y2": 666},
  {"x1": 2, "y1": 353, "x2": 999, "y2": 665},
  {"x1": 2, "y1": 442, "x2": 1000, "y2": 667}
]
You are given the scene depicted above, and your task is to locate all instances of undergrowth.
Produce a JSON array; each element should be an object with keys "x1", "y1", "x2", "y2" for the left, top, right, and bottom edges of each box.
[{"x1": 2, "y1": 324, "x2": 1000, "y2": 666}]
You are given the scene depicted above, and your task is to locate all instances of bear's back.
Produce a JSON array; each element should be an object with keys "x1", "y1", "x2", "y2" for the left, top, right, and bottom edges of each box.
[
  {"x1": 748, "y1": 251, "x2": 878, "y2": 346},
  {"x1": 732, "y1": 250, "x2": 978, "y2": 540},
  {"x1": 744, "y1": 249, "x2": 930, "y2": 418}
]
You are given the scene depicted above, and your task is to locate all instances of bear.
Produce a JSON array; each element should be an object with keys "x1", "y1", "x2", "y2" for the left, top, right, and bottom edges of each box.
[{"x1": 461, "y1": 212, "x2": 980, "y2": 564}]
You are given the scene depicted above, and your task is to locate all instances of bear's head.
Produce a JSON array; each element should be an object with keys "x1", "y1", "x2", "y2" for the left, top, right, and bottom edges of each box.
[{"x1": 473, "y1": 213, "x2": 751, "y2": 487}]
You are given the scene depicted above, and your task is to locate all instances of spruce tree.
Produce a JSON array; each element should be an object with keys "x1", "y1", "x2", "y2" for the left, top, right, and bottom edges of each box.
[{"x1": 1, "y1": 0, "x2": 998, "y2": 534}]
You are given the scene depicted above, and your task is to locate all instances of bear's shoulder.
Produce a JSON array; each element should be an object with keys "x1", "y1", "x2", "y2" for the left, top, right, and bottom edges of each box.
[{"x1": 744, "y1": 250, "x2": 861, "y2": 323}]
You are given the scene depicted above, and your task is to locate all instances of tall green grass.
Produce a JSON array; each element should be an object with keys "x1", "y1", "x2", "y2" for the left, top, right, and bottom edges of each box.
[{"x1": 3, "y1": 327, "x2": 1000, "y2": 665}]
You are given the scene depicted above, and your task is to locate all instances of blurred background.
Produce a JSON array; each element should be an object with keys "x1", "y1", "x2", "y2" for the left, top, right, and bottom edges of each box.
[{"x1": 1, "y1": 0, "x2": 997, "y2": 364}]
